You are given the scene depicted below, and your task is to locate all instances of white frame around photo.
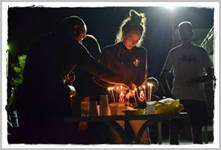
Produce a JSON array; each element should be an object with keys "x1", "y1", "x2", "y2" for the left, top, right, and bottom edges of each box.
[{"x1": 1, "y1": 1, "x2": 220, "y2": 149}]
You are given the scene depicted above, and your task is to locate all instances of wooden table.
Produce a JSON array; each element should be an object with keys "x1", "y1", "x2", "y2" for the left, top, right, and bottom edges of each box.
[{"x1": 64, "y1": 112, "x2": 189, "y2": 144}]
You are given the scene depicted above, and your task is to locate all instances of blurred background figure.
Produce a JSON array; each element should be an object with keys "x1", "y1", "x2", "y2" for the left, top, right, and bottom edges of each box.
[{"x1": 160, "y1": 21, "x2": 215, "y2": 144}]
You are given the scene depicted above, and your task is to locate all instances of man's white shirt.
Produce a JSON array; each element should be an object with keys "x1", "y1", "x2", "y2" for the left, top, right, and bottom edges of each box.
[{"x1": 162, "y1": 44, "x2": 213, "y2": 101}]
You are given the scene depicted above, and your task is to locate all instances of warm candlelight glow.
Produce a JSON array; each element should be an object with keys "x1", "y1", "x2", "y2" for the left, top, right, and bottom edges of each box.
[
  {"x1": 132, "y1": 90, "x2": 138, "y2": 105},
  {"x1": 147, "y1": 83, "x2": 153, "y2": 87},
  {"x1": 142, "y1": 85, "x2": 146, "y2": 89},
  {"x1": 139, "y1": 90, "x2": 145, "y2": 102},
  {"x1": 147, "y1": 82, "x2": 153, "y2": 101},
  {"x1": 141, "y1": 84, "x2": 147, "y2": 100},
  {"x1": 107, "y1": 86, "x2": 116, "y2": 102},
  {"x1": 120, "y1": 92, "x2": 124, "y2": 97},
  {"x1": 106, "y1": 77, "x2": 158, "y2": 106},
  {"x1": 119, "y1": 91, "x2": 125, "y2": 103},
  {"x1": 106, "y1": 82, "x2": 157, "y2": 105}
]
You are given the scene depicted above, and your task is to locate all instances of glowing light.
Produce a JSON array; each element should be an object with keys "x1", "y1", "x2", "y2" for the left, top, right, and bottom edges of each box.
[
  {"x1": 163, "y1": 6, "x2": 176, "y2": 11},
  {"x1": 139, "y1": 90, "x2": 145, "y2": 102},
  {"x1": 4, "y1": 44, "x2": 10, "y2": 51},
  {"x1": 147, "y1": 83, "x2": 153, "y2": 87},
  {"x1": 119, "y1": 91, "x2": 125, "y2": 103},
  {"x1": 107, "y1": 87, "x2": 111, "y2": 91}
]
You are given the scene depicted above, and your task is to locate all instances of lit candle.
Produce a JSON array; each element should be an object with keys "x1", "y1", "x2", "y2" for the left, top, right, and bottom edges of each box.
[
  {"x1": 150, "y1": 83, "x2": 153, "y2": 100},
  {"x1": 119, "y1": 91, "x2": 125, "y2": 103},
  {"x1": 107, "y1": 87, "x2": 112, "y2": 101},
  {"x1": 134, "y1": 87, "x2": 139, "y2": 99},
  {"x1": 116, "y1": 86, "x2": 119, "y2": 91},
  {"x1": 114, "y1": 86, "x2": 118, "y2": 102},
  {"x1": 107, "y1": 87, "x2": 111, "y2": 96},
  {"x1": 142, "y1": 84, "x2": 147, "y2": 100},
  {"x1": 108, "y1": 87, "x2": 115, "y2": 103},
  {"x1": 139, "y1": 90, "x2": 145, "y2": 102},
  {"x1": 132, "y1": 90, "x2": 138, "y2": 105},
  {"x1": 147, "y1": 83, "x2": 153, "y2": 101},
  {"x1": 111, "y1": 87, "x2": 116, "y2": 103}
]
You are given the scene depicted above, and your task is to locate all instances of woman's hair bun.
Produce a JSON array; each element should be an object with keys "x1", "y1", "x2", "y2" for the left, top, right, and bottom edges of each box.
[{"x1": 129, "y1": 9, "x2": 142, "y2": 24}]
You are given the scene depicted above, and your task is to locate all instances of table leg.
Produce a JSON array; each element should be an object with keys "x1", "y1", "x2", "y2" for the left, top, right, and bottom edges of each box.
[
  {"x1": 134, "y1": 120, "x2": 150, "y2": 144},
  {"x1": 107, "y1": 121, "x2": 128, "y2": 143},
  {"x1": 124, "y1": 120, "x2": 135, "y2": 143},
  {"x1": 157, "y1": 121, "x2": 162, "y2": 144}
]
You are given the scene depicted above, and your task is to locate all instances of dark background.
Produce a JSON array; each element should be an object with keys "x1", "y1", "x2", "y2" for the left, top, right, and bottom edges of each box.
[{"x1": 7, "y1": 6, "x2": 214, "y2": 95}]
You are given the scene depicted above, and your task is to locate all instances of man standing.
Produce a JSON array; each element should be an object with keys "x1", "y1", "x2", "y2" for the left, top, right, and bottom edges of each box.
[{"x1": 160, "y1": 21, "x2": 215, "y2": 144}]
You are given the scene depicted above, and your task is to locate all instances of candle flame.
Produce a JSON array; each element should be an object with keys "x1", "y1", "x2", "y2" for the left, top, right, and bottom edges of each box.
[
  {"x1": 139, "y1": 90, "x2": 145, "y2": 102},
  {"x1": 147, "y1": 83, "x2": 153, "y2": 87}
]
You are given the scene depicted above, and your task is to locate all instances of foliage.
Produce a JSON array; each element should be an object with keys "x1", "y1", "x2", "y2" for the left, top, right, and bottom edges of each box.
[
  {"x1": 6, "y1": 54, "x2": 26, "y2": 111},
  {"x1": 11, "y1": 55, "x2": 27, "y2": 89}
]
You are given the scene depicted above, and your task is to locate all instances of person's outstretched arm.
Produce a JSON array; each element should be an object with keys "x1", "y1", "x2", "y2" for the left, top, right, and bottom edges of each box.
[{"x1": 76, "y1": 43, "x2": 130, "y2": 86}]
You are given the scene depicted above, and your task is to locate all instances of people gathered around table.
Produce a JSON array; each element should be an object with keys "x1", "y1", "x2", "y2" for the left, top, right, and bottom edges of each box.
[{"x1": 8, "y1": 9, "x2": 215, "y2": 145}]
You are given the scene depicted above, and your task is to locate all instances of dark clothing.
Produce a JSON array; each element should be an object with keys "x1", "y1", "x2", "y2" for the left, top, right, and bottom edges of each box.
[
  {"x1": 101, "y1": 42, "x2": 147, "y2": 86},
  {"x1": 15, "y1": 34, "x2": 126, "y2": 143},
  {"x1": 170, "y1": 99, "x2": 209, "y2": 144},
  {"x1": 73, "y1": 66, "x2": 103, "y2": 101},
  {"x1": 181, "y1": 100, "x2": 209, "y2": 126},
  {"x1": 73, "y1": 39, "x2": 103, "y2": 101},
  {"x1": 73, "y1": 34, "x2": 103, "y2": 101},
  {"x1": 95, "y1": 42, "x2": 147, "y2": 143}
]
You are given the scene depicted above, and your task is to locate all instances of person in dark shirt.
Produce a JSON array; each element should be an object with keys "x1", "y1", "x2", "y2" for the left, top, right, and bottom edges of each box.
[
  {"x1": 82, "y1": 34, "x2": 101, "y2": 60},
  {"x1": 100, "y1": 10, "x2": 147, "y2": 88},
  {"x1": 100, "y1": 9, "x2": 151, "y2": 144},
  {"x1": 73, "y1": 35, "x2": 110, "y2": 144},
  {"x1": 73, "y1": 34, "x2": 103, "y2": 101},
  {"x1": 15, "y1": 16, "x2": 129, "y2": 143}
]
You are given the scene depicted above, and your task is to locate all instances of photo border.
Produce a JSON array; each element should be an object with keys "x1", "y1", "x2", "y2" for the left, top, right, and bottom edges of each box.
[{"x1": 1, "y1": 1, "x2": 220, "y2": 149}]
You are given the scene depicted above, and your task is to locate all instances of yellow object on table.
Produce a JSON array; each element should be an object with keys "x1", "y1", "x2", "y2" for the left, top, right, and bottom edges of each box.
[{"x1": 155, "y1": 98, "x2": 184, "y2": 114}]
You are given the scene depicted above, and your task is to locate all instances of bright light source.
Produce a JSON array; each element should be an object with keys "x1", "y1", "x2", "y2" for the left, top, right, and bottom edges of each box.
[
  {"x1": 163, "y1": 6, "x2": 176, "y2": 11},
  {"x1": 4, "y1": 44, "x2": 10, "y2": 51}
]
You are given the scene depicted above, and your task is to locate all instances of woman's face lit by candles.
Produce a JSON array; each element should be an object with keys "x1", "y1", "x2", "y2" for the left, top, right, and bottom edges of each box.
[{"x1": 122, "y1": 31, "x2": 142, "y2": 50}]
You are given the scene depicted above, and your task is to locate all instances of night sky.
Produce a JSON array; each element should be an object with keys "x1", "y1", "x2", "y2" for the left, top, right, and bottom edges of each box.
[{"x1": 8, "y1": 6, "x2": 214, "y2": 86}]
